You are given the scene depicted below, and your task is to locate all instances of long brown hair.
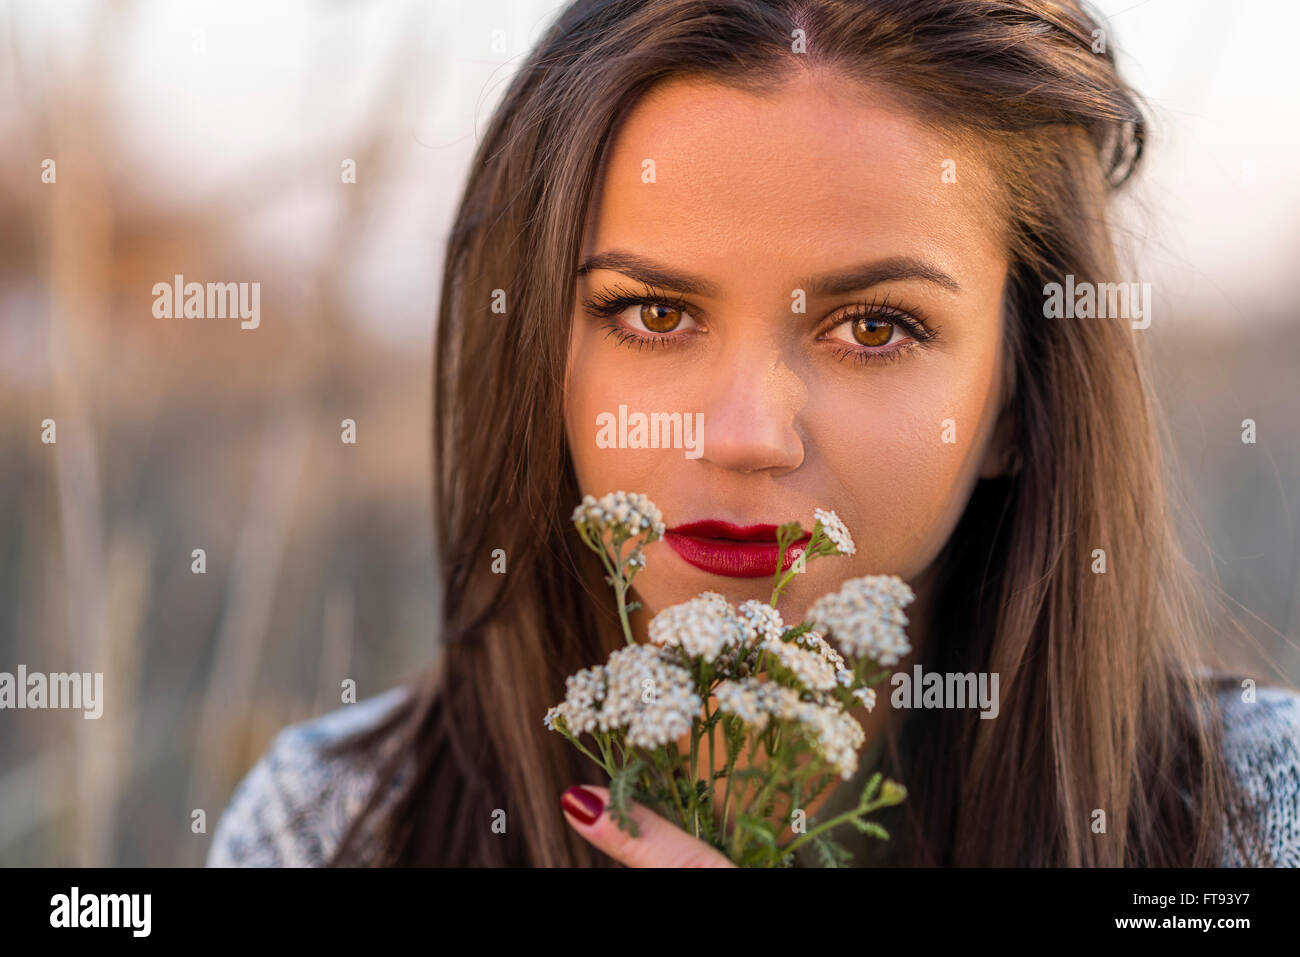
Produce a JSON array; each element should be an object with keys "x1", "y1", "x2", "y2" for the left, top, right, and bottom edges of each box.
[{"x1": 326, "y1": 0, "x2": 1276, "y2": 867}]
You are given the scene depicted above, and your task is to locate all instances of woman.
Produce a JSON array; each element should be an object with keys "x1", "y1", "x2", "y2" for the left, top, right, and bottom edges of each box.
[{"x1": 207, "y1": 0, "x2": 1300, "y2": 867}]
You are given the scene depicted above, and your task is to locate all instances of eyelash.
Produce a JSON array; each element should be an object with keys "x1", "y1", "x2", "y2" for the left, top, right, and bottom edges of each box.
[
  {"x1": 583, "y1": 282, "x2": 697, "y2": 353},
  {"x1": 581, "y1": 282, "x2": 940, "y2": 366}
]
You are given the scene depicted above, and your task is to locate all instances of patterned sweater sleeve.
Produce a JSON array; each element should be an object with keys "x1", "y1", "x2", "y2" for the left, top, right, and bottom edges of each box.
[
  {"x1": 206, "y1": 688, "x2": 411, "y2": 867},
  {"x1": 1217, "y1": 684, "x2": 1300, "y2": 866}
]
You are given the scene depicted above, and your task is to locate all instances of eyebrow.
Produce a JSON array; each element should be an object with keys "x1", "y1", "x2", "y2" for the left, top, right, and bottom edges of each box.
[{"x1": 575, "y1": 250, "x2": 961, "y2": 297}]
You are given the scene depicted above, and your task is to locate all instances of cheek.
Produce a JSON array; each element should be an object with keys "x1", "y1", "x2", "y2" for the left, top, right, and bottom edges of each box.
[
  {"x1": 564, "y1": 322, "x2": 671, "y2": 496},
  {"x1": 816, "y1": 352, "x2": 1000, "y2": 580}
]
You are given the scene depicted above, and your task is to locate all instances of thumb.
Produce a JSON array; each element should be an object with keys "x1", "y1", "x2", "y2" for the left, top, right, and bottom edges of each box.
[{"x1": 561, "y1": 785, "x2": 736, "y2": 868}]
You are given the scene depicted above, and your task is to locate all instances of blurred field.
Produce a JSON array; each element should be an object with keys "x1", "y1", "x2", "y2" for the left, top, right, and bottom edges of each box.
[{"x1": 1, "y1": 1, "x2": 1297, "y2": 866}]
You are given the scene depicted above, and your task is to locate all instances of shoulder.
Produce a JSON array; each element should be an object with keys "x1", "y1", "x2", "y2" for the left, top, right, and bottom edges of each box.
[
  {"x1": 206, "y1": 686, "x2": 414, "y2": 867},
  {"x1": 1215, "y1": 682, "x2": 1300, "y2": 866}
]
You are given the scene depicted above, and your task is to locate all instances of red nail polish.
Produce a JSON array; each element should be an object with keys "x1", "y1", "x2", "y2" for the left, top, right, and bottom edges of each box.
[{"x1": 561, "y1": 785, "x2": 603, "y2": 825}]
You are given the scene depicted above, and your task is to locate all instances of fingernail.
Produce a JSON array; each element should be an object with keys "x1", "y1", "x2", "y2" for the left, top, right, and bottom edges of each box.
[{"x1": 561, "y1": 785, "x2": 603, "y2": 825}]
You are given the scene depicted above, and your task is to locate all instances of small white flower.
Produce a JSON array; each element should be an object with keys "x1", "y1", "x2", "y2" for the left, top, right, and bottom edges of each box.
[
  {"x1": 554, "y1": 665, "x2": 608, "y2": 735},
  {"x1": 715, "y1": 678, "x2": 865, "y2": 779},
  {"x1": 796, "y1": 698, "x2": 866, "y2": 779},
  {"x1": 714, "y1": 678, "x2": 803, "y2": 731},
  {"x1": 601, "y1": 643, "x2": 702, "y2": 749},
  {"x1": 735, "y1": 600, "x2": 785, "y2": 644},
  {"x1": 790, "y1": 627, "x2": 854, "y2": 687},
  {"x1": 758, "y1": 634, "x2": 839, "y2": 691},
  {"x1": 572, "y1": 491, "x2": 667, "y2": 541},
  {"x1": 813, "y1": 507, "x2": 856, "y2": 556},
  {"x1": 806, "y1": 574, "x2": 915, "y2": 666},
  {"x1": 543, "y1": 704, "x2": 566, "y2": 731},
  {"x1": 546, "y1": 643, "x2": 701, "y2": 749},
  {"x1": 648, "y1": 591, "x2": 749, "y2": 664}
]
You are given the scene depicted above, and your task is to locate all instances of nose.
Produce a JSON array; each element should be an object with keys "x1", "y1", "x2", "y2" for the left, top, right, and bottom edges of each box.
[{"x1": 697, "y1": 337, "x2": 806, "y2": 474}]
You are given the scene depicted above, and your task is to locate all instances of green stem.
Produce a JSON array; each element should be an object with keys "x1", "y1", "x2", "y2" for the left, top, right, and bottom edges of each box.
[
  {"x1": 779, "y1": 791, "x2": 898, "y2": 858},
  {"x1": 705, "y1": 699, "x2": 716, "y2": 812},
  {"x1": 595, "y1": 731, "x2": 615, "y2": 772},
  {"x1": 583, "y1": 526, "x2": 636, "y2": 646},
  {"x1": 664, "y1": 742, "x2": 690, "y2": 825},
  {"x1": 613, "y1": 574, "x2": 635, "y2": 646},
  {"x1": 562, "y1": 731, "x2": 612, "y2": 776},
  {"x1": 647, "y1": 761, "x2": 684, "y2": 828},
  {"x1": 688, "y1": 720, "x2": 700, "y2": 839},
  {"x1": 740, "y1": 744, "x2": 788, "y2": 822},
  {"x1": 731, "y1": 746, "x2": 791, "y2": 862},
  {"x1": 779, "y1": 806, "x2": 863, "y2": 857},
  {"x1": 720, "y1": 716, "x2": 741, "y2": 840}
]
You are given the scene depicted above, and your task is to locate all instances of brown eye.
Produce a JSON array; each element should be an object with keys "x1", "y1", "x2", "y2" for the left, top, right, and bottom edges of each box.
[
  {"x1": 851, "y1": 316, "x2": 895, "y2": 347},
  {"x1": 641, "y1": 303, "x2": 682, "y2": 333}
]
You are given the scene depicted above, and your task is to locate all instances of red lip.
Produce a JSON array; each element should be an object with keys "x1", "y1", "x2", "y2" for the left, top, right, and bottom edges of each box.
[{"x1": 664, "y1": 520, "x2": 810, "y2": 578}]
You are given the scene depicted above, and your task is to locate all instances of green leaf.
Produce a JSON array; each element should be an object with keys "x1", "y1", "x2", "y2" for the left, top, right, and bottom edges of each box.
[
  {"x1": 808, "y1": 831, "x2": 854, "y2": 868},
  {"x1": 694, "y1": 791, "x2": 722, "y2": 846},
  {"x1": 739, "y1": 844, "x2": 773, "y2": 867},
  {"x1": 725, "y1": 715, "x2": 747, "y2": 752},
  {"x1": 607, "y1": 760, "x2": 646, "y2": 838},
  {"x1": 851, "y1": 818, "x2": 890, "y2": 841},
  {"x1": 859, "y1": 770, "x2": 882, "y2": 805},
  {"x1": 780, "y1": 621, "x2": 814, "y2": 642},
  {"x1": 776, "y1": 521, "x2": 805, "y2": 545},
  {"x1": 736, "y1": 814, "x2": 778, "y2": 848}
]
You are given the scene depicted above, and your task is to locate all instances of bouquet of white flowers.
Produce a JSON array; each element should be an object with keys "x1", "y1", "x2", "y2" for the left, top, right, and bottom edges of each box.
[{"x1": 545, "y1": 491, "x2": 914, "y2": 867}]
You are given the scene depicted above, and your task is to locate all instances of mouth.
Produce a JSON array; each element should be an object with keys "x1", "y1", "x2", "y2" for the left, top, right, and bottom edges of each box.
[{"x1": 664, "y1": 520, "x2": 811, "y2": 579}]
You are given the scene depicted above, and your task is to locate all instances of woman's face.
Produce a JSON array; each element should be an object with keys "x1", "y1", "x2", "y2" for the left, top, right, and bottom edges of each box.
[{"x1": 563, "y1": 72, "x2": 1011, "y2": 628}]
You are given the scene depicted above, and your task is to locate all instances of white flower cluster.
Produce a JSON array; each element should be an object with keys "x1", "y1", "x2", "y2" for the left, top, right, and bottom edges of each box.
[
  {"x1": 852, "y1": 685, "x2": 877, "y2": 710},
  {"x1": 806, "y1": 575, "x2": 915, "y2": 666},
  {"x1": 647, "y1": 591, "x2": 745, "y2": 664},
  {"x1": 713, "y1": 678, "x2": 866, "y2": 779},
  {"x1": 544, "y1": 643, "x2": 702, "y2": 749},
  {"x1": 647, "y1": 593, "x2": 789, "y2": 667},
  {"x1": 735, "y1": 599, "x2": 785, "y2": 644},
  {"x1": 571, "y1": 491, "x2": 666, "y2": 542},
  {"x1": 812, "y1": 507, "x2": 856, "y2": 556},
  {"x1": 758, "y1": 633, "x2": 839, "y2": 691},
  {"x1": 795, "y1": 697, "x2": 866, "y2": 779},
  {"x1": 789, "y1": 628, "x2": 854, "y2": 687}
]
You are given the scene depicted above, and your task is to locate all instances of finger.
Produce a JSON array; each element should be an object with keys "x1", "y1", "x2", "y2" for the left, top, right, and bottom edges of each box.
[{"x1": 561, "y1": 785, "x2": 736, "y2": 868}]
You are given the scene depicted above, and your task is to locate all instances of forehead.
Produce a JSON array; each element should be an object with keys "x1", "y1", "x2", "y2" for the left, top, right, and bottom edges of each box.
[{"x1": 584, "y1": 72, "x2": 1003, "y2": 290}]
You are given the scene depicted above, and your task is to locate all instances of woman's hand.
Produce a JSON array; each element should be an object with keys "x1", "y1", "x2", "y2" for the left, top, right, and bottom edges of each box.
[{"x1": 561, "y1": 785, "x2": 737, "y2": 867}]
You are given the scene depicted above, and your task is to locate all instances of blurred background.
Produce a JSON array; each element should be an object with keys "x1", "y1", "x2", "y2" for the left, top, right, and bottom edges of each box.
[{"x1": 1, "y1": 0, "x2": 1297, "y2": 865}]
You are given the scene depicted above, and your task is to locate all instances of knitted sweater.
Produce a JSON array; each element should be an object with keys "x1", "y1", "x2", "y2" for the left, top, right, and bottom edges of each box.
[{"x1": 206, "y1": 683, "x2": 1300, "y2": 866}]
